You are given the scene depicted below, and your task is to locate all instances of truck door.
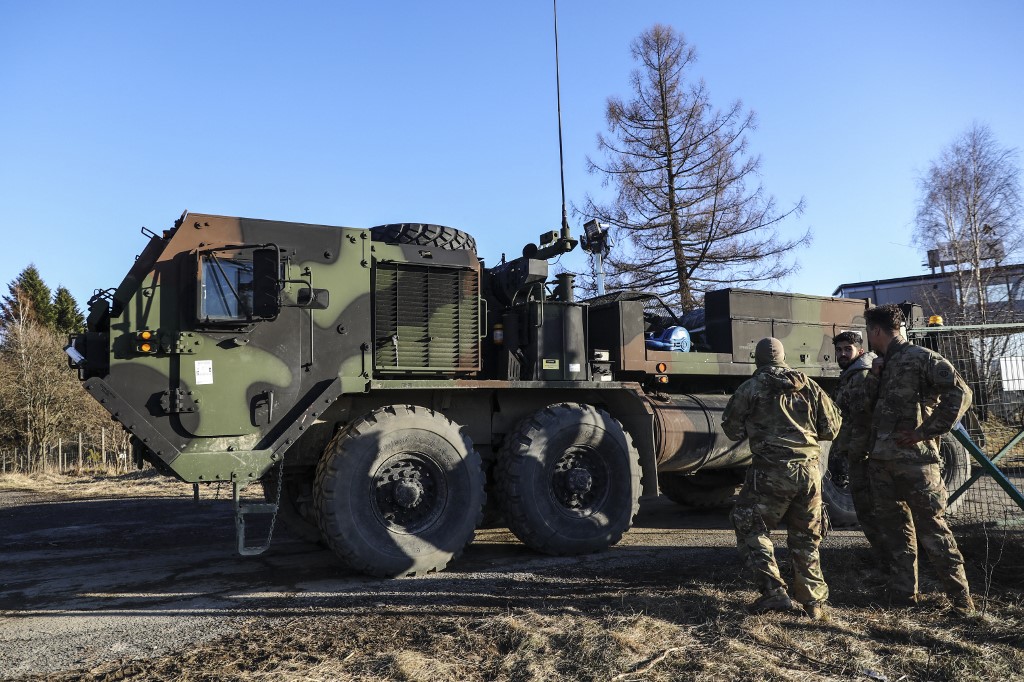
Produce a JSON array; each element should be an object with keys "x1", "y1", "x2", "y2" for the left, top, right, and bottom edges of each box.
[{"x1": 172, "y1": 246, "x2": 299, "y2": 440}]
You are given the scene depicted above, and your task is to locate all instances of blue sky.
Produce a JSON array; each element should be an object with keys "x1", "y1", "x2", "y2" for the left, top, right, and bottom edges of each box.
[{"x1": 2, "y1": 1, "x2": 1022, "y2": 309}]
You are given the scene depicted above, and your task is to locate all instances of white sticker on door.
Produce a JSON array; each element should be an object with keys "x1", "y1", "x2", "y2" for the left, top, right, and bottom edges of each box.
[{"x1": 195, "y1": 359, "x2": 214, "y2": 385}]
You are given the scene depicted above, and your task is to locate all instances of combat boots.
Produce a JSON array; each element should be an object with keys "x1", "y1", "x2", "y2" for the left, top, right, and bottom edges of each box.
[
  {"x1": 951, "y1": 593, "x2": 976, "y2": 617},
  {"x1": 804, "y1": 601, "x2": 830, "y2": 621},
  {"x1": 748, "y1": 588, "x2": 799, "y2": 614}
]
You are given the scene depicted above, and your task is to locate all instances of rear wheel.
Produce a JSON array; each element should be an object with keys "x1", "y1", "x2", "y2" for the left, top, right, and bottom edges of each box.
[
  {"x1": 939, "y1": 432, "x2": 970, "y2": 514},
  {"x1": 314, "y1": 405, "x2": 485, "y2": 577},
  {"x1": 658, "y1": 469, "x2": 743, "y2": 509},
  {"x1": 497, "y1": 403, "x2": 641, "y2": 555},
  {"x1": 819, "y1": 442, "x2": 860, "y2": 527},
  {"x1": 820, "y1": 433, "x2": 972, "y2": 525}
]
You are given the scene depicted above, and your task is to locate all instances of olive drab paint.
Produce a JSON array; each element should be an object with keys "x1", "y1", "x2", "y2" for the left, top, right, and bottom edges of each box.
[{"x1": 69, "y1": 211, "x2": 868, "y2": 575}]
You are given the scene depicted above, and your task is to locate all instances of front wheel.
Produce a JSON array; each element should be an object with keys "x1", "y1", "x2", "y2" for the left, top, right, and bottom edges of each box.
[
  {"x1": 314, "y1": 405, "x2": 485, "y2": 577},
  {"x1": 497, "y1": 403, "x2": 642, "y2": 555}
]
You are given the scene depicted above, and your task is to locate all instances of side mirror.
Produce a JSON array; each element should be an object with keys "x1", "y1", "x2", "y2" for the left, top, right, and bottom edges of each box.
[
  {"x1": 252, "y1": 248, "x2": 281, "y2": 319},
  {"x1": 297, "y1": 287, "x2": 330, "y2": 310}
]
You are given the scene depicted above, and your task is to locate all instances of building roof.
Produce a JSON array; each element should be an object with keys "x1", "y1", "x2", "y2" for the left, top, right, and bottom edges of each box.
[{"x1": 833, "y1": 263, "x2": 1024, "y2": 297}]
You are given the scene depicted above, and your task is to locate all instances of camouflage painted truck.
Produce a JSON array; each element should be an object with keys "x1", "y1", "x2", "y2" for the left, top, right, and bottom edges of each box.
[{"x1": 69, "y1": 212, "x2": 878, "y2": 577}]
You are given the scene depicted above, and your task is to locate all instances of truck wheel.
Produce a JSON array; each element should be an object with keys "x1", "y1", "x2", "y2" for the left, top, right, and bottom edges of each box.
[
  {"x1": 369, "y1": 223, "x2": 477, "y2": 253},
  {"x1": 497, "y1": 403, "x2": 642, "y2": 555},
  {"x1": 939, "y1": 432, "x2": 971, "y2": 514},
  {"x1": 819, "y1": 442, "x2": 860, "y2": 528},
  {"x1": 820, "y1": 434, "x2": 972, "y2": 526},
  {"x1": 314, "y1": 405, "x2": 485, "y2": 577},
  {"x1": 658, "y1": 469, "x2": 743, "y2": 508},
  {"x1": 261, "y1": 467, "x2": 323, "y2": 545}
]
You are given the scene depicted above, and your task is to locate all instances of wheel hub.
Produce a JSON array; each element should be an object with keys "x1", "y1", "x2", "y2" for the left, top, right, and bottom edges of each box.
[
  {"x1": 393, "y1": 479, "x2": 424, "y2": 508},
  {"x1": 373, "y1": 453, "x2": 444, "y2": 533},
  {"x1": 552, "y1": 447, "x2": 608, "y2": 513},
  {"x1": 566, "y1": 467, "x2": 593, "y2": 494}
]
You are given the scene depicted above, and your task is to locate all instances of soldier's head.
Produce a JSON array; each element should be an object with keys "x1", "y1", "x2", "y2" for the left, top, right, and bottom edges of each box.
[
  {"x1": 832, "y1": 330, "x2": 865, "y2": 369},
  {"x1": 754, "y1": 337, "x2": 786, "y2": 368},
  {"x1": 864, "y1": 304, "x2": 903, "y2": 355}
]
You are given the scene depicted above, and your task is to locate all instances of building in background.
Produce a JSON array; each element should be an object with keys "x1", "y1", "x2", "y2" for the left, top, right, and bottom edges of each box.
[{"x1": 833, "y1": 263, "x2": 1024, "y2": 325}]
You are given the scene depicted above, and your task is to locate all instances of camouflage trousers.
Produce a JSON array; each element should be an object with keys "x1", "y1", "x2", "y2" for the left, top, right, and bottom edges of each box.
[
  {"x1": 730, "y1": 460, "x2": 828, "y2": 605},
  {"x1": 867, "y1": 459, "x2": 970, "y2": 600},
  {"x1": 847, "y1": 453, "x2": 889, "y2": 567}
]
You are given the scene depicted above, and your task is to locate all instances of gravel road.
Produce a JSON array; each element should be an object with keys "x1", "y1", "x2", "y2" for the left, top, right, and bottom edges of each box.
[{"x1": 0, "y1": 485, "x2": 869, "y2": 679}]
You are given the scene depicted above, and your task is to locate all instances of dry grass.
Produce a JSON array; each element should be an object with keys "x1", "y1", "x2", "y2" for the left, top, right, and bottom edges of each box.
[
  {"x1": 0, "y1": 468, "x2": 240, "y2": 500},
  {"x1": 4, "y1": 472, "x2": 1023, "y2": 682},
  {"x1": 16, "y1": 546, "x2": 1024, "y2": 682}
]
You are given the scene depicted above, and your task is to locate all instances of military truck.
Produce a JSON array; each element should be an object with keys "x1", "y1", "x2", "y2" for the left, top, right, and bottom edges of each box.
[{"x1": 67, "y1": 212, "x2": 905, "y2": 577}]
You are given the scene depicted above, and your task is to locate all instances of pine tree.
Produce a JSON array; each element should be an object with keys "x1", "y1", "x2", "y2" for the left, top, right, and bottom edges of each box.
[
  {"x1": 582, "y1": 25, "x2": 808, "y2": 309},
  {"x1": 1, "y1": 265, "x2": 54, "y2": 331},
  {"x1": 52, "y1": 286, "x2": 85, "y2": 336}
]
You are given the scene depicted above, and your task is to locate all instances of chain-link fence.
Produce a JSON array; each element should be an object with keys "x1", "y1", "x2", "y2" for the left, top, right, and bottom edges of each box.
[{"x1": 909, "y1": 323, "x2": 1024, "y2": 537}]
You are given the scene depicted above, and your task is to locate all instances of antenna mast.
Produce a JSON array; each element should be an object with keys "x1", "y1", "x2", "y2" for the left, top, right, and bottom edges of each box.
[{"x1": 553, "y1": 0, "x2": 569, "y2": 236}]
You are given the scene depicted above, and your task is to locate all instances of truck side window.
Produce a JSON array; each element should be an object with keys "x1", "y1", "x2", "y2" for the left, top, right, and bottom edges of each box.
[{"x1": 200, "y1": 255, "x2": 254, "y2": 321}]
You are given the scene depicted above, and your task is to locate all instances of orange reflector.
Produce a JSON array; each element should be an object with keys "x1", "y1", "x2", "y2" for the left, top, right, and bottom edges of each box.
[
  {"x1": 656, "y1": 362, "x2": 667, "y2": 373},
  {"x1": 140, "y1": 330, "x2": 152, "y2": 340},
  {"x1": 140, "y1": 342, "x2": 152, "y2": 353},
  {"x1": 656, "y1": 375, "x2": 669, "y2": 384}
]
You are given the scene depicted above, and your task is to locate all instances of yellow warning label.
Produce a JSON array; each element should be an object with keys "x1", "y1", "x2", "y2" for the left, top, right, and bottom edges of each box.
[{"x1": 542, "y1": 359, "x2": 560, "y2": 370}]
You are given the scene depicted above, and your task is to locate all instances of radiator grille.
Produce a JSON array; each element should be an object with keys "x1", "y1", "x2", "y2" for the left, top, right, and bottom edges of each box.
[{"x1": 374, "y1": 262, "x2": 480, "y2": 373}]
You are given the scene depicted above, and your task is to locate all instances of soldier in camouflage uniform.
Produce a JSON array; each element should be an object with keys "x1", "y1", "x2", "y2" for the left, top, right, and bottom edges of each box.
[
  {"x1": 723, "y1": 337, "x2": 842, "y2": 620},
  {"x1": 831, "y1": 331, "x2": 888, "y2": 569},
  {"x1": 863, "y1": 304, "x2": 974, "y2": 614}
]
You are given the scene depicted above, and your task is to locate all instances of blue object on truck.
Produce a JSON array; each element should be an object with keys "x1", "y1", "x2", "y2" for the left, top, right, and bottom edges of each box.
[{"x1": 644, "y1": 325, "x2": 691, "y2": 353}]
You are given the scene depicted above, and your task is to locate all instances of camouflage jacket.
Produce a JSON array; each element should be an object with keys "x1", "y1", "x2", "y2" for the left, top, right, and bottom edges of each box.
[
  {"x1": 832, "y1": 351, "x2": 876, "y2": 461},
  {"x1": 722, "y1": 364, "x2": 842, "y2": 464},
  {"x1": 864, "y1": 338, "x2": 972, "y2": 463}
]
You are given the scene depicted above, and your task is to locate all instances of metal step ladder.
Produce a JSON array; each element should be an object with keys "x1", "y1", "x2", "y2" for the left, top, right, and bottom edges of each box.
[{"x1": 233, "y1": 464, "x2": 282, "y2": 556}]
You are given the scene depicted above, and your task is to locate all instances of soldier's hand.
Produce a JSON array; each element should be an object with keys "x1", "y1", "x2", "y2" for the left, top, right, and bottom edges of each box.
[
  {"x1": 871, "y1": 356, "x2": 885, "y2": 376},
  {"x1": 895, "y1": 429, "x2": 923, "y2": 447}
]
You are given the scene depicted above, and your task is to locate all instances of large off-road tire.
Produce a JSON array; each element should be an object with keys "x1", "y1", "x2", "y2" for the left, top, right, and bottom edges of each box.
[
  {"x1": 369, "y1": 223, "x2": 477, "y2": 253},
  {"x1": 261, "y1": 466, "x2": 323, "y2": 545},
  {"x1": 939, "y1": 432, "x2": 971, "y2": 514},
  {"x1": 820, "y1": 433, "x2": 972, "y2": 526},
  {"x1": 313, "y1": 405, "x2": 485, "y2": 577},
  {"x1": 819, "y1": 442, "x2": 860, "y2": 528},
  {"x1": 497, "y1": 403, "x2": 642, "y2": 555},
  {"x1": 658, "y1": 469, "x2": 744, "y2": 509}
]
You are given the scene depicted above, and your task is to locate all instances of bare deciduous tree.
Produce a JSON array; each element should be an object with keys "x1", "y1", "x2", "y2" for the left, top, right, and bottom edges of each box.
[
  {"x1": 914, "y1": 123, "x2": 1023, "y2": 426},
  {"x1": 0, "y1": 317, "x2": 112, "y2": 470},
  {"x1": 914, "y1": 122, "x2": 1023, "y2": 323},
  {"x1": 579, "y1": 24, "x2": 808, "y2": 310}
]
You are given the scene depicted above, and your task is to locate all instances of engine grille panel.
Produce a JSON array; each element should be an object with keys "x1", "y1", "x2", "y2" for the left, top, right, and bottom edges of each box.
[{"x1": 374, "y1": 262, "x2": 480, "y2": 373}]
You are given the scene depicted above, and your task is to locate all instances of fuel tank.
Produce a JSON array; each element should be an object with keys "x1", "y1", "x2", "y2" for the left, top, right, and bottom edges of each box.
[{"x1": 648, "y1": 393, "x2": 752, "y2": 473}]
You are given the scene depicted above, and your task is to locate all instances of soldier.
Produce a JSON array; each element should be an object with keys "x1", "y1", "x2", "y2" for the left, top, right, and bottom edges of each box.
[
  {"x1": 831, "y1": 331, "x2": 888, "y2": 570},
  {"x1": 863, "y1": 304, "x2": 974, "y2": 614},
  {"x1": 723, "y1": 337, "x2": 842, "y2": 620}
]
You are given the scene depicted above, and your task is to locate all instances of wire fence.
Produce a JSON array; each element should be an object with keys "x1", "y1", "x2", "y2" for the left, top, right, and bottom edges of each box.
[
  {"x1": 909, "y1": 323, "x2": 1024, "y2": 538},
  {"x1": 0, "y1": 428, "x2": 133, "y2": 475}
]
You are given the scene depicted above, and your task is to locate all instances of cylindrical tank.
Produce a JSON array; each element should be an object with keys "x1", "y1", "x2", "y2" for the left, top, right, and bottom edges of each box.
[{"x1": 648, "y1": 393, "x2": 752, "y2": 473}]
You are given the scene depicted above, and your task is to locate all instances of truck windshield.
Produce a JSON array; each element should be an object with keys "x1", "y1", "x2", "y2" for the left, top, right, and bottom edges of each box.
[{"x1": 200, "y1": 255, "x2": 253, "y2": 321}]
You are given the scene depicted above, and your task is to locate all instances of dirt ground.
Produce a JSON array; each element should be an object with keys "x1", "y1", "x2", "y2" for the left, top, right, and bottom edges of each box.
[{"x1": 1, "y1": 470, "x2": 1022, "y2": 682}]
